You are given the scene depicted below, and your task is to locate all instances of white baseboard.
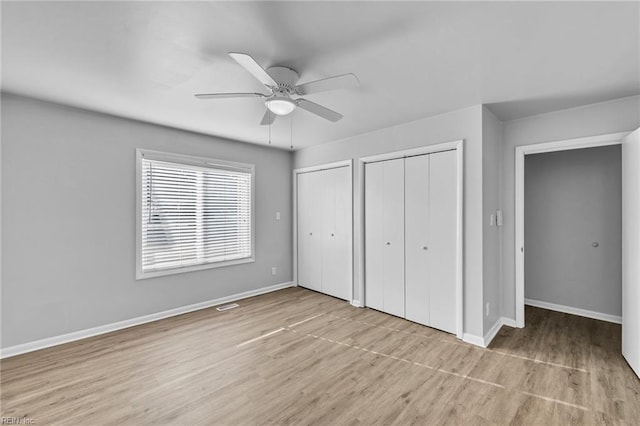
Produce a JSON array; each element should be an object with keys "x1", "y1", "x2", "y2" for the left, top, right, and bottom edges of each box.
[
  {"x1": 0, "y1": 281, "x2": 295, "y2": 359},
  {"x1": 525, "y1": 298, "x2": 621, "y2": 324},
  {"x1": 464, "y1": 316, "x2": 517, "y2": 349},
  {"x1": 463, "y1": 333, "x2": 485, "y2": 348},
  {"x1": 483, "y1": 318, "x2": 503, "y2": 348},
  {"x1": 501, "y1": 317, "x2": 517, "y2": 328},
  {"x1": 350, "y1": 299, "x2": 363, "y2": 308},
  {"x1": 483, "y1": 317, "x2": 517, "y2": 347}
]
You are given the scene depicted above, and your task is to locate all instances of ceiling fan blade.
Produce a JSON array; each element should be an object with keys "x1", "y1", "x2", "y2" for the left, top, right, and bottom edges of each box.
[
  {"x1": 195, "y1": 92, "x2": 266, "y2": 99},
  {"x1": 260, "y1": 109, "x2": 276, "y2": 126},
  {"x1": 296, "y1": 98, "x2": 343, "y2": 122},
  {"x1": 229, "y1": 52, "x2": 278, "y2": 88},
  {"x1": 295, "y1": 73, "x2": 359, "y2": 96}
]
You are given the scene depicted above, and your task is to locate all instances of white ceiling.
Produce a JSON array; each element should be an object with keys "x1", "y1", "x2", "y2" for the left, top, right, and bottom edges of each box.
[{"x1": 2, "y1": 1, "x2": 639, "y2": 149}]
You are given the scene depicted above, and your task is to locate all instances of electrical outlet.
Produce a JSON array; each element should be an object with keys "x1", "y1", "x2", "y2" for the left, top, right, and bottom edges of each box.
[
  {"x1": 490, "y1": 214, "x2": 495, "y2": 227},
  {"x1": 271, "y1": 267, "x2": 277, "y2": 276},
  {"x1": 276, "y1": 211, "x2": 281, "y2": 221},
  {"x1": 486, "y1": 302, "x2": 490, "y2": 316}
]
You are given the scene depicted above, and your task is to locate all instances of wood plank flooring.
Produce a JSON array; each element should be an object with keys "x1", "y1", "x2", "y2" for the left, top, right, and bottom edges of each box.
[{"x1": 1, "y1": 287, "x2": 639, "y2": 425}]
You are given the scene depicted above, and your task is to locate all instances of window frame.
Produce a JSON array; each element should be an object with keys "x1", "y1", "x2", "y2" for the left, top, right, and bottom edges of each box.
[{"x1": 135, "y1": 148, "x2": 255, "y2": 280}]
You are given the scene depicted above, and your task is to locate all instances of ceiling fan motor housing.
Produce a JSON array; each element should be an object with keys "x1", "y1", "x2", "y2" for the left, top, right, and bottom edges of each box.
[{"x1": 266, "y1": 66, "x2": 300, "y2": 93}]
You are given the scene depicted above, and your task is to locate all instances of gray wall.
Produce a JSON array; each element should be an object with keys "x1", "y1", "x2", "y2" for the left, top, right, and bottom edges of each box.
[
  {"x1": 1, "y1": 94, "x2": 293, "y2": 348},
  {"x1": 294, "y1": 105, "x2": 486, "y2": 339},
  {"x1": 501, "y1": 95, "x2": 640, "y2": 320},
  {"x1": 524, "y1": 146, "x2": 622, "y2": 316},
  {"x1": 482, "y1": 107, "x2": 503, "y2": 334}
]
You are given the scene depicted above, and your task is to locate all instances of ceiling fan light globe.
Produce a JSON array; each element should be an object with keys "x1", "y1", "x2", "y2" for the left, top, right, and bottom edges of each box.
[{"x1": 265, "y1": 97, "x2": 296, "y2": 115}]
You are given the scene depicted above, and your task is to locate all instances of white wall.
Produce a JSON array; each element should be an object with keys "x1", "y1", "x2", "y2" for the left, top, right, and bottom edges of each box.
[
  {"x1": 482, "y1": 107, "x2": 503, "y2": 334},
  {"x1": 1, "y1": 94, "x2": 293, "y2": 348},
  {"x1": 294, "y1": 105, "x2": 485, "y2": 338},
  {"x1": 501, "y1": 95, "x2": 640, "y2": 321},
  {"x1": 6, "y1": 93, "x2": 636, "y2": 349},
  {"x1": 524, "y1": 145, "x2": 622, "y2": 316}
]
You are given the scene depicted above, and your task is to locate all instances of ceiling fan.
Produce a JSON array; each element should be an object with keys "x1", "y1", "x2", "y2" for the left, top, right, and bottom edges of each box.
[{"x1": 195, "y1": 52, "x2": 359, "y2": 125}]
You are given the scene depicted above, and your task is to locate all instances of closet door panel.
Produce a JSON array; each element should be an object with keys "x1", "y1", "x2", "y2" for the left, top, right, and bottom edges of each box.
[
  {"x1": 335, "y1": 167, "x2": 353, "y2": 301},
  {"x1": 296, "y1": 173, "x2": 312, "y2": 289},
  {"x1": 321, "y1": 167, "x2": 352, "y2": 300},
  {"x1": 428, "y1": 150, "x2": 457, "y2": 334},
  {"x1": 321, "y1": 168, "x2": 336, "y2": 296},
  {"x1": 404, "y1": 155, "x2": 430, "y2": 326},
  {"x1": 330, "y1": 166, "x2": 352, "y2": 300},
  {"x1": 365, "y1": 162, "x2": 385, "y2": 311},
  {"x1": 382, "y1": 158, "x2": 405, "y2": 317},
  {"x1": 304, "y1": 171, "x2": 323, "y2": 292}
]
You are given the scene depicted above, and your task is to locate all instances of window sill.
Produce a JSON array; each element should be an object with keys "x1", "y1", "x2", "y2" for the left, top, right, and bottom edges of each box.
[{"x1": 136, "y1": 256, "x2": 255, "y2": 280}]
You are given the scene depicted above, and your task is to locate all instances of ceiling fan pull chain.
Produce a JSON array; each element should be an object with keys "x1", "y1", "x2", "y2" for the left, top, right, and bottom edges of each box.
[{"x1": 290, "y1": 115, "x2": 294, "y2": 150}]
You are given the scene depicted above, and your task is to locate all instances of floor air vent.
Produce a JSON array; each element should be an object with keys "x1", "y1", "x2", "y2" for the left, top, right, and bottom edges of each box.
[{"x1": 216, "y1": 303, "x2": 240, "y2": 312}]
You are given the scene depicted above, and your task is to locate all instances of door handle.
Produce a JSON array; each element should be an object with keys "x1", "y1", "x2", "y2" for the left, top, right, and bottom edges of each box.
[
  {"x1": 592, "y1": 242, "x2": 599, "y2": 248},
  {"x1": 422, "y1": 246, "x2": 428, "y2": 250},
  {"x1": 386, "y1": 242, "x2": 391, "y2": 246}
]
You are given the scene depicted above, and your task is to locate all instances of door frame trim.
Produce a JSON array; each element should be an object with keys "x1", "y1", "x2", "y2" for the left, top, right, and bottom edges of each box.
[
  {"x1": 359, "y1": 139, "x2": 464, "y2": 339},
  {"x1": 293, "y1": 160, "x2": 354, "y2": 303},
  {"x1": 514, "y1": 131, "x2": 630, "y2": 328}
]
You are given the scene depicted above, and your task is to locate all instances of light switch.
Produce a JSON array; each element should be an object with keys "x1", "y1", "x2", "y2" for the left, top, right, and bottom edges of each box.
[
  {"x1": 490, "y1": 214, "x2": 495, "y2": 227},
  {"x1": 496, "y1": 210, "x2": 503, "y2": 226},
  {"x1": 276, "y1": 211, "x2": 281, "y2": 220}
]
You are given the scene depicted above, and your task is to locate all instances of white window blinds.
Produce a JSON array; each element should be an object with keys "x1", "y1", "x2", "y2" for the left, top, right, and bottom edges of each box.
[{"x1": 138, "y1": 151, "x2": 253, "y2": 277}]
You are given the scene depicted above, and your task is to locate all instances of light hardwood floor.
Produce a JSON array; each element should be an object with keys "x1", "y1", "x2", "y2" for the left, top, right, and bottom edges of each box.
[{"x1": 1, "y1": 287, "x2": 639, "y2": 425}]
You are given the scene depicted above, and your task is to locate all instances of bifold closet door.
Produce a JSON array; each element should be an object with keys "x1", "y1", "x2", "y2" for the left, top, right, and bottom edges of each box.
[
  {"x1": 296, "y1": 171, "x2": 322, "y2": 292},
  {"x1": 321, "y1": 166, "x2": 352, "y2": 300},
  {"x1": 365, "y1": 158, "x2": 405, "y2": 317},
  {"x1": 369, "y1": 150, "x2": 457, "y2": 334},
  {"x1": 428, "y1": 150, "x2": 457, "y2": 334},
  {"x1": 405, "y1": 154, "x2": 430, "y2": 326},
  {"x1": 297, "y1": 166, "x2": 352, "y2": 300}
]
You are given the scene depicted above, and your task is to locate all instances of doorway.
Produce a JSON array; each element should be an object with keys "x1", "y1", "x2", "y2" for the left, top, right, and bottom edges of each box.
[
  {"x1": 523, "y1": 145, "x2": 621, "y2": 323},
  {"x1": 514, "y1": 129, "x2": 640, "y2": 378},
  {"x1": 515, "y1": 132, "x2": 629, "y2": 327}
]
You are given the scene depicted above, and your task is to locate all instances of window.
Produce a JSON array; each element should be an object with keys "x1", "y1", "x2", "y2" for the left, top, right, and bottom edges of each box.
[{"x1": 136, "y1": 149, "x2": 254, "y2": 279}]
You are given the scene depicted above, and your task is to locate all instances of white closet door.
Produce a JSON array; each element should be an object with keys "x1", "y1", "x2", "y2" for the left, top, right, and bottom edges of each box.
[
  {"x1": 428, "y1": 150, "x2": 457, "y2": 334},
  {"x1": 404, "y1": 155, "x2": 430, "y2": 326},
  {"x1": 321, "y1": 166, "x2": 352, "y2": 300},
  {"x1": 382, "y1": 158, "x2": 406, "y2": 317},
  {"x1": 365, "y1": 161, "x2": 385, "y2": 311},
  {"x1": 297, "y1": 172, "x2": 311, "y2": 289},
  {"x1": 308, "y1": 171, "x2": 324, "y2": 292},
  {"x1": 297, "y1": 171, "x2": 322, "y2": 292},
  {"x1": 321, "y1": 168, "x2": 337, "y2": 297},
  {"x1": 366, "y1": 159, "x2": 405, "y2": 317},
  {"x1": 298, "y1": 166, "x2": 352, "y2": 301},
  {"x1": 333, "y1": 166, "x2": 353, "y2": 300}
]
